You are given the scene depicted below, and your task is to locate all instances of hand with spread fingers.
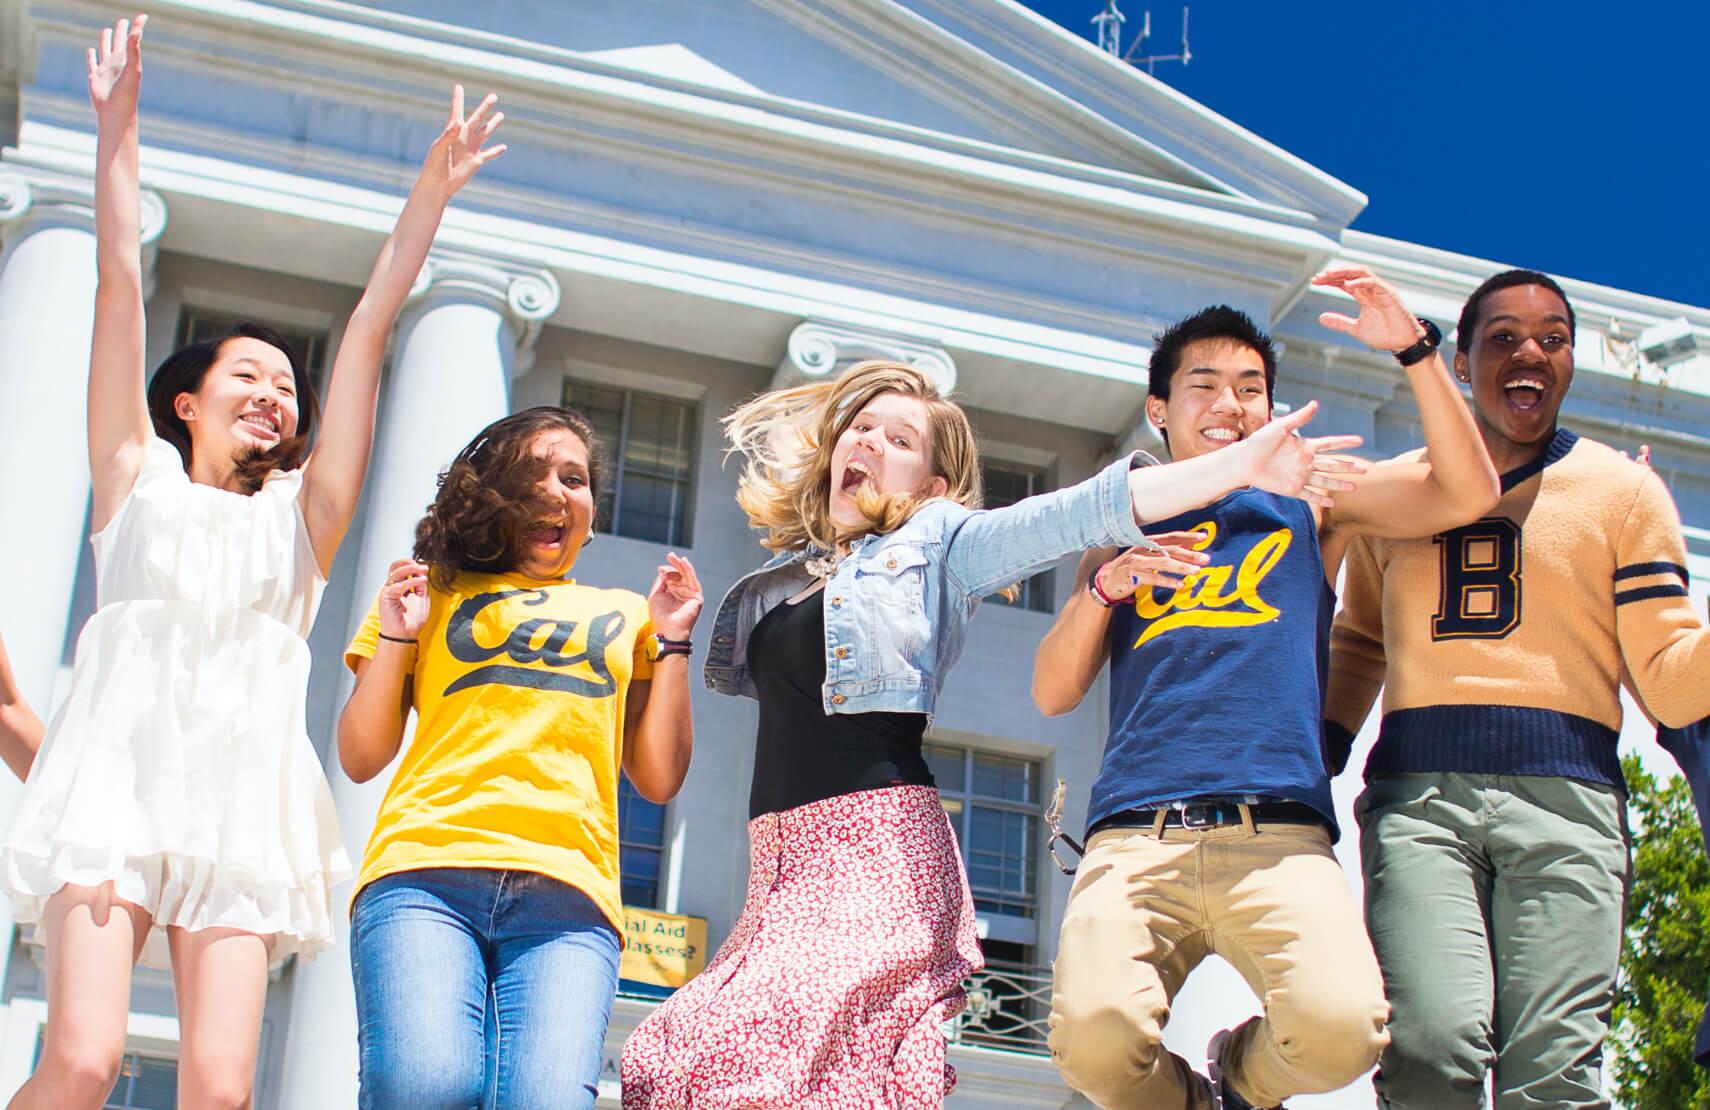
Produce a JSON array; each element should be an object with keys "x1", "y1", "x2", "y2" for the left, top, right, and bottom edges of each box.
[
  {"x1": 1238, "y1": 400, "x2": 1368, "y2": 509},
  {"x1": 422, "y1": 84, "x2": 507, "y2": 201},
  {"x1": 378, "y1": 559, "x2": 431, "y2": 643},
  {"x1": 648, "y1": 553, "x2": 704, "y2": 644},
  {"x1": 87, "y1": 13, "x2": 146, "y2": 122},
  {"x1": 1092, "y1": 533, "x2": 1211, "y2": 603},
  {"x1": 1313, "y1": 264, "x2": 1428, "y2": 353}
]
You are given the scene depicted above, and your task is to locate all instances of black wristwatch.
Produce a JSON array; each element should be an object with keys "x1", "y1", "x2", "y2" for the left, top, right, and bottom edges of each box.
[{"x1": 1393, "y1": 317, "x2": 1442, "y2": 368}]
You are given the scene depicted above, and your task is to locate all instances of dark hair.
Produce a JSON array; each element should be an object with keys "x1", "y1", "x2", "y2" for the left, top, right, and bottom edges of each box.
[
  {"x1": 145, "y1": 322, "x2": 320, "y2": 494},
  {"x1": 413, "y1": 406, "x2": 610, "y2": 591},
  {"x1": 1147, "y1": 305, "x2": 1278, "y2": 403},
  {"x1": 1455, "y1": 269, "x2": 1576, "y2": 354}
]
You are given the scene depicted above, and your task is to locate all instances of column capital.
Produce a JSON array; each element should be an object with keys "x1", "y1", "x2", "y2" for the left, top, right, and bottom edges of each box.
[
  {"x1": 775, "y1": 319, "x2": 957, "y2": 394},
  {"x1": 0, "y1": 168, "x2": 168, "y2": 294},
  {"x1": 405, "y1": 250, "x2": 561, "y2": 375}
]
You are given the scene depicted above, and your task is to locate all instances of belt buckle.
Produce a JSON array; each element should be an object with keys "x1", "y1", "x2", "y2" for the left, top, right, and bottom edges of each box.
[{"x1": 1180, "y1": 802, "x2": 1223, "y2": 829}]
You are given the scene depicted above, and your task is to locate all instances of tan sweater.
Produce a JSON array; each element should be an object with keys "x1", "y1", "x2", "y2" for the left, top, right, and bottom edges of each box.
[{"x1": 1325, "y1": 429, "x2": 1710, "y2": 784}]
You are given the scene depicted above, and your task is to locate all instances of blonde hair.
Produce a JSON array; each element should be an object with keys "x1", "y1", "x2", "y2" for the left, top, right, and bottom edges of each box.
[{"x1": 724, "y1": 360, "x2": 984, "y2": 554}]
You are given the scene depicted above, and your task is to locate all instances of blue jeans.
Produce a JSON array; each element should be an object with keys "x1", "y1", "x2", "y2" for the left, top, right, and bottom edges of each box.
[{"x1": 350, "y1": 867, "x2": 621, "y2": 1110}]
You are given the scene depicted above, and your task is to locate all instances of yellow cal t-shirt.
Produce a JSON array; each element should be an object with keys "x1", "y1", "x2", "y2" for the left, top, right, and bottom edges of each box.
[{"x1": 345, "y1": 571, "x2": 654, "y2": 935}]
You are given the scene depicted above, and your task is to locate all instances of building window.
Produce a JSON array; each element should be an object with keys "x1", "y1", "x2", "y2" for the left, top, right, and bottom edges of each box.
[
  {"x1": 981, "y1": 461, "x2": 1053, "y2": 612},
  {"x1": 562, "y1": 379, "x2": 697, "y2": 546},
  {"x1": 618, "y1": 773, "x2": 667, "y2": 908},
  {"x1": 104, "y1": 1053, "x2": 177, "y2": 1109},
  {"x1": 176, "y1": 310, "x2": 329, "y2": 395},
  {"x1": 925, "y1": 743, "x2": 1041, "y2": 920}
]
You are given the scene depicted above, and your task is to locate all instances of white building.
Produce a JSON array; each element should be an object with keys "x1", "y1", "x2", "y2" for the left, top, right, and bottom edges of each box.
[{"x1": 2, "y1": 1, "x2": 1707, "y2": 1106}]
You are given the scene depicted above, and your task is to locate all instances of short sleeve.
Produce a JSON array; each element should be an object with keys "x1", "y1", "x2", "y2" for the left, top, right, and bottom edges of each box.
[
  {"x1": 631, "y1": 607, "x2": 656, "y2": 683},
  {"x1": 345, "y1": 595, "x2": 383, "y2": 673}
]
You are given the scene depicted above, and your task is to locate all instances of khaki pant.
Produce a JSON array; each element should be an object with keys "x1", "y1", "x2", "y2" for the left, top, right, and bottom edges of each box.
[
  {"x1": 1048, "y1": 818, "x2": 1389, "y2": 1109},
  {"x1": 1358, "y1": 773, "x2": 1629, "y2": 1109}
]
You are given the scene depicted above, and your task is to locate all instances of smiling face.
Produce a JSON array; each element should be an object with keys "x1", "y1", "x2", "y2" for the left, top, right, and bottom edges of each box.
[
  {"x1": 1145, "y1": 338, "x2": 1272, "y2": 461},
  {"x1": 828, "y1": 390, "x2": 949, "y2": 531},
  {"x1": 1455, "y1": 283, "x2": 1575, "y2": 458},
  {"x1": 177, "y1": 336, "x2": 301, "y2": 464},
  {"x1": 516, "y1": 426, "x2": 598, "y2": 579}
]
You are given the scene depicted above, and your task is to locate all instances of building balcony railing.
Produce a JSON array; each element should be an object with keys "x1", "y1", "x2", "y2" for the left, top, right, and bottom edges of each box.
[
  {"x1": 618, "y1": 959, "x2": 1056, "y2": 1057},
  {"x1": 943, "y1": 960, "x2": 1053, "y2": 1056}
]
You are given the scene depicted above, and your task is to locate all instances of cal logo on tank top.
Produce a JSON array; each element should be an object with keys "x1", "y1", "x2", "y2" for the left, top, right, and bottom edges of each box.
[{"x1": 1088, "y1": 489, "x2": 1337, "y2": 833}]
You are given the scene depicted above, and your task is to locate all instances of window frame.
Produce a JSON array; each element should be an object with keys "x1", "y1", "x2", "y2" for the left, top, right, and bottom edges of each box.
[
  {"x1": 978, "y1": 458, "x2": 1056, "y2": 613},
  {"x1": 926, "y1": 741, "x2": 1044, "y2": 946},
  {"x1": 617, "y1": 772, "x2": 669, "y2": 910},
  {"x1": 561, "y1": 376, "x2": 699, "y2": 548}
]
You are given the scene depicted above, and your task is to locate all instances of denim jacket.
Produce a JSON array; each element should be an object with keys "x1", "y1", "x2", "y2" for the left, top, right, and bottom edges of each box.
[{"x1": 704, "y1": 452, "x2": 1156, "y2": 716}]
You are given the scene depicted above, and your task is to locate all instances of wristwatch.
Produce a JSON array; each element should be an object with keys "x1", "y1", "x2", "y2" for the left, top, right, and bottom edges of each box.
[
  {"x1": 646, "y1": 634, "x2": 693, "y2": 662},
  {"x1": 1393, "y1": 317, "x2": 1442, "y2": 368}
]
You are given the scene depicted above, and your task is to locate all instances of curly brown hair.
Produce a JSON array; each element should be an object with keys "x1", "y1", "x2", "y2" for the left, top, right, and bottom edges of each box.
[{"x1": 413, "y1": 406, "x2": 609, "y2": 590}]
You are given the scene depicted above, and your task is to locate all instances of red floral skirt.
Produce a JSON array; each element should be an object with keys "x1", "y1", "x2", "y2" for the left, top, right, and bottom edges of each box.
[{"x1": 621, "y1": 785, "x2": 983, "y2": 1109}]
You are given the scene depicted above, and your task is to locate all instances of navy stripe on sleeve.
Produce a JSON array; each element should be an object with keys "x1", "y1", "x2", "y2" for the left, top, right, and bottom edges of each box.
[
  {"x1": 1614, "y1": 561, "x2": 1689, "y2": 584},
  {"x1": 1615, "y1": 584, "x2": 1691, "y2": 606}
]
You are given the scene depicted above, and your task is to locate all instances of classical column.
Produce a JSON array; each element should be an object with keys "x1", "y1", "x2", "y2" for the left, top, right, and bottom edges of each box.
[
  {"x1": 275, "y1": 251, "x2": 559, "y2": 1110},
  {"x1": 0, "y1": 169, "x2": 165, "y2": 713},
  {"x1": 774, "y1": 318, "x2": 957, "y2": 394}
]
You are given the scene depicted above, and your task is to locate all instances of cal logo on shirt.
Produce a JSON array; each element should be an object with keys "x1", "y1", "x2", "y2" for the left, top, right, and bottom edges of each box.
[
  {"x1": 1130, "y1": 522, "x2": 1293, "y2": 648},
  {"x1": 443, "y1": 587, "x2": 626, "y2": 698}
]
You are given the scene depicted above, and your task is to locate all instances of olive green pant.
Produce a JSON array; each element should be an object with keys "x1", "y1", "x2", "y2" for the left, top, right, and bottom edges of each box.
[
  {"x1": 1048, "y1": 818, "x2": 1389, "y2": 1109},
  {"x1": 1358, "y1": 772, "x2": 1631, "y2": 1109}
]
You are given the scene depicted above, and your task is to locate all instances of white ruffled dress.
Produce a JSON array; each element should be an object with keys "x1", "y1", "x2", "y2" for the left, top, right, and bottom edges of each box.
[{"x1": 2, "y1": 439, "x2": 351, "y2": 964}]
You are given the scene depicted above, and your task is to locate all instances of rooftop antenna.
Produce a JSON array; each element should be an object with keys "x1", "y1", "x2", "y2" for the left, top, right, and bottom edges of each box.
[
  {"x1": 1095, "y1": 2, "x2": 1193, "y2": 77},
  {"x1": 1092, "y1": 0, "x2": 1125, "y2": 56}
]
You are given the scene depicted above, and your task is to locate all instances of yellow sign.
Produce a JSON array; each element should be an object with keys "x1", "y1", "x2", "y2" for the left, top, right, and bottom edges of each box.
[{"x1": 620, "y1": 906, "x2": 708, "y2": 989}]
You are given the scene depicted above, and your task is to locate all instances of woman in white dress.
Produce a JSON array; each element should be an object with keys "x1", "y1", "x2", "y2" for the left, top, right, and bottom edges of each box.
[{"x1": 0, "y1": 14, "x2": 507, "y2": 1108}]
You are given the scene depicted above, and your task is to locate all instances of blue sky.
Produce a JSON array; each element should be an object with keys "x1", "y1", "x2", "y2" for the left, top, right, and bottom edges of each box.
[{"x1": 1019, "y1": 1, "x2": 1709, "y2": 309}]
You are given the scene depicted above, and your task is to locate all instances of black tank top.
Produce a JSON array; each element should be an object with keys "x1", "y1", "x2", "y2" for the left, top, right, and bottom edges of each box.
[{"x1": 746, "y1": 591, "x2": 932, "y2": 818}]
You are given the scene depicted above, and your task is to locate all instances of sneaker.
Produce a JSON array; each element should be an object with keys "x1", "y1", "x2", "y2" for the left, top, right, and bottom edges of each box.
[{"x1": 1207, "y1": 1029, "x2": 1287, "y2": 1110}]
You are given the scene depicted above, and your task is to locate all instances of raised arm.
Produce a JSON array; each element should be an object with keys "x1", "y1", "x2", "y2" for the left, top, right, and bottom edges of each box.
[
  {"x1": 1313, "y1": 266, "x2": 1501, "y2": 552},
  {"x1": 1032, "y1": 539, "x2": 1206, "y2": 715},
  {"x1": 85, "y1": 15, "x2": 152, "y2": 533},
  {"x1": 623, "y1": 554, "x2": 703, "y2": 803},
  {"x1": 0, "y1": 627, "x2": 44, "y2": 781},
  {"x1": 338, "y1": 560, "x2": 428, "y2": 782},
  {"x1": 299, "y1": 86, "x2": 507, "y2": 574},
  {"x1": 945, "y1": 400, "x2": 1363, "y2": 599}
]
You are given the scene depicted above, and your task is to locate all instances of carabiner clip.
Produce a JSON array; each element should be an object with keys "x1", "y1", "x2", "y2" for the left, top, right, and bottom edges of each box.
[{"x1": 1044, "y1": 778, "x2": 1085, "y2": 875}]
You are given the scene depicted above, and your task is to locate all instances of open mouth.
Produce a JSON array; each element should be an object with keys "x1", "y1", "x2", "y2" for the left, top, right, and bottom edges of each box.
[
  {"x1": 840, "y1": 458, "x2": 874, "y2": 493},
  {"x1": 1200, "y1": 425, "x2": 1243, "y2": 446},
  {"x1": 526, "y1": 520, "x2": 566, "y2": 548},
  {"x1": 239, "y1": 412, "x2": 281, "y2": 441},
  {"x1": 1501, "y1": 375, "x2": 1550, "y2": 414}
]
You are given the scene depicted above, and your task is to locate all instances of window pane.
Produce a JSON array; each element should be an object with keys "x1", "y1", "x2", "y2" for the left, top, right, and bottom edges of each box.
[
  {"x1": 618, "y1": 774, "x2": 667, "y2": 908},
  {"x1": 99, "y1": 1053, "x2": 177, "y2": 1109},
  {"x1": 923, "y1": 743, "x2": 964, "y2": 789},
  {"x1": 979, "y1": 461, "x2": 1052, "y2": 612},
  {"x1": 562, "y1": 379, "x2": 696, "y2": 545},
  {"x1": 971, "y1": 752, "x2": 1038, "y2": 804}
]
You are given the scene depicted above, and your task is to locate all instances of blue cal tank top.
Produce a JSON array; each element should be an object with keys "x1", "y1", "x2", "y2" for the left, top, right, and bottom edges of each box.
[{"x1": 1088, "y1": 488, "x2": 1337, "y2": 833}]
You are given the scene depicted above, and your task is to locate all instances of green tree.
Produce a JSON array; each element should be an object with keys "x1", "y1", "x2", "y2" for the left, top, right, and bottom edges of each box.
[{"x1": 1614, "y1": 753, "x2": 1710, "y2": 1109}]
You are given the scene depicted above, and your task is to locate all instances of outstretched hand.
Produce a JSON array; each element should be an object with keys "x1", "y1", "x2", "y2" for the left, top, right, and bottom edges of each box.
[
  {"x1": 420, "y1": 84, "x2": 506, "y2": 199},
  {"x1": 87, "y1": 14, "x2": 147, "y2": 123},
  {"x1": 1239, "y1": 400, "x2": 1367, "y2": 508},
  {"x1": 1314, "y1": 265, "x2": 1426, "y2": 354},
  {"x1": 648, "y1": 553, "x2": 704, "y2": 643},
  {"x1": 1092, "y1": 533, "x2": 1211, "y2": 602}
]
